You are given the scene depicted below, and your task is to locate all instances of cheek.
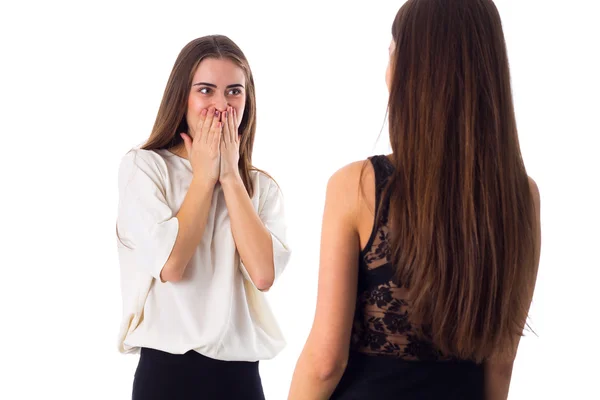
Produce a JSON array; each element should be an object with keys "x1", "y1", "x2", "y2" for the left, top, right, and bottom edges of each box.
[
  {"x1": 236, "y1": 107, "x2": 245, "y2": 127},
  {"x1": 187, "y1": 93, "x2": 209, "y2": 114},
  {"x1": 185, "y1": 95, "x2": 202, "y2": 134},
  {"x1": 186, "y1": 94, "x2": 211, "y2": 133},
  {"x1": 233, "y1": 101, "x2": 246, "y2": 128}
]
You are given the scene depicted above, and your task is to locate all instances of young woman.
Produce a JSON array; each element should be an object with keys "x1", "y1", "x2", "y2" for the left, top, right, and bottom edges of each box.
[
  {"x1": 289, "y1": 1, "x2": 541, "y2": 399},
  {"x1": 116, "y1": 35, "x2": 291, "y2": 399}
]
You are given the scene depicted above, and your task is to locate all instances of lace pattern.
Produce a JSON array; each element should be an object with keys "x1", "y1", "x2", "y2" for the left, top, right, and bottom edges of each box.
[{"x1": 349, "y1": 156, "x2": 447, "y2": 361}]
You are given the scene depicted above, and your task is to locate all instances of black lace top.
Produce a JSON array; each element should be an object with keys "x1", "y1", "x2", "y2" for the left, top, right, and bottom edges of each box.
[
  {"x1": 332, "y1": 156, "x2": 484, "y2": 399},
  {"x1": 349, "y1": 155, "x2": 447, "y2": 361}
]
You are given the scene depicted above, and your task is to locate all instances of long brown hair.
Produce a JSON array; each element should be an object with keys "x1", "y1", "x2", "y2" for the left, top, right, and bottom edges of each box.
[
  {"x1": 381, "y1": 0, "x2": 537, "y2": 362},
  {"x1": 142, "y1": 35, "x2": 260, "y2": 196}
]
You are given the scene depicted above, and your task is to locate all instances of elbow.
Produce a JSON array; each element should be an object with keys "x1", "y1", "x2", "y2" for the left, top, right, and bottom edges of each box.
[
  {"x1": 245, "y1": 258, "x2": 275, "y2": 291},
  {"x1": 305, "y1": 349, "x2": 348, "y2": 382},
  {"x1": 256, "y1": 272, "x2": 275, "y2": 292},
  {"x1": 255, "y1": 276, "x2": 274, "y2": 292},
  {"x1": 159, "y1": 262, "x2": 184, "y2": 283},
  {"x1": 314, "y1": 358, "x2": 348, "y2": 382}
]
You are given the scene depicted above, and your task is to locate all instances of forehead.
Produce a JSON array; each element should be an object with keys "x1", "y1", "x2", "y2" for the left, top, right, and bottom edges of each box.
[{"x1": 192, "y1": 57, "x2": 245, "y2": 85}]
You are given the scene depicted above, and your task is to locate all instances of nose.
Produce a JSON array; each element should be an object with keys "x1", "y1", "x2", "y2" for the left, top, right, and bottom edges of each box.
[{"x1": 213, "y1": 93, "x2": 228, "y2": 112}]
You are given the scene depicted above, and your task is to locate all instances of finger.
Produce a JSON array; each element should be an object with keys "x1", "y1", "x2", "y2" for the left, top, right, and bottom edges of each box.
[
  {"x1": 233, "y1": 108, "x2": 240, "y2": 141},
  {"x1": 194, "y1": 108, "x2": 208, "y2": 138},
  {"x1": 201, "y1": 107, "x2": 216, "y2": 141},
  {"x1": 193, "y1": 109, "x2": 209, "y2": 141},
  {"x1": 209, "y1": 110, "x2": 222, "y2": 144},
  {"x1": 205, "y1": 108, "x2": 219, "y2": 144},
  {"x1": 222, "y1": 109, "x2": 230, "y2": 143},
  {"x1": 211, "y1": 110, "x2": 221, "y2": 131},
  {"x1": 212, "y1": 121, "x2": 223, "y2": 152},
  {"x1": 227, "y1": 107, "x2": 235, "y2": 142},
  {"x1": 180, "y1": 133, "x2": 192, "y2": 157}
]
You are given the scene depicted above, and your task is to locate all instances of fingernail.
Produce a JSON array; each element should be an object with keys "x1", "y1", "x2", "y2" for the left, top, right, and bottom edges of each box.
[
  {"x1": 201, "y1": 109, "x2": 207, "y2": 116},
  {"x1": 223, "y1": 111, "x2": 227, "y2": 119},
  {"x1": 215, "y1": 110, "x2": 220, "y2": 117}
]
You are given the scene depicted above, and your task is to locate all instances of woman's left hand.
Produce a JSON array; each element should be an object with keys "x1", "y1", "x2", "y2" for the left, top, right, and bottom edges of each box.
[{"x1": 219, "y1": 106, "x2": 241, "y2": 183}]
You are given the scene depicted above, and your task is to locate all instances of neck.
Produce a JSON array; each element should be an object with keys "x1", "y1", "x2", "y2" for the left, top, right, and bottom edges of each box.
[{"x1": 169, "y1": 143, "x2": 188, "y2": 160}]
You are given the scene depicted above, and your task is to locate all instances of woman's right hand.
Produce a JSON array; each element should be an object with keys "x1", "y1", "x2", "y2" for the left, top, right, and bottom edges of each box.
[{"x1": 180, "y1": 107, "x2": 222, "y2": 185}]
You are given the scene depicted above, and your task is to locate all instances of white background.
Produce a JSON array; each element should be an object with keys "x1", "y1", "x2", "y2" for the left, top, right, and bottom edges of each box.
[{"x1": 1, "y1": 0, "x2": 598, "y2": 399}]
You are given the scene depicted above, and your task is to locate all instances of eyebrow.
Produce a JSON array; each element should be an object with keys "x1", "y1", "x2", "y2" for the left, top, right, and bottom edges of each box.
[{"x1": 192, "y1": 82, "x2": 245, "y2": 89}]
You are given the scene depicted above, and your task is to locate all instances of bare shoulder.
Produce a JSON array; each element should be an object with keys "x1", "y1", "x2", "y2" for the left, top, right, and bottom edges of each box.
[
  {"x1": 328, "y1": 159, "x2": 373, "y2": 191},
  {"x1": 324, "y1": 159, "x2": 375, "y2": 230}
]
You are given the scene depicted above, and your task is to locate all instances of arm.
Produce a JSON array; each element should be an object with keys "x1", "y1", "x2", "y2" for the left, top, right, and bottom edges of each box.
[
  {"x1": 221, "y1": 175, "x2": 276, "y2": 291},
  {"x1": 160, "y1": 178, "x2": 215, "y2": 282},
  {"x1": 484, "y1": 177, "x2": 542, "y2": 399},
  {"x1": 288, "y1": 165, "x2": 360, "y2": 399},
  {"x1": 219, "y1": 107, "x2": 281, "y2": 291},
  {"x1": 116, "y1": 151, "x2": 216, "y2": 283},
  {"x1": 161, "y1": 107, "x2": 222, "y2": 282},
  {"x1": 117, "y1": 108, "x2": 222, "y2": 282}
]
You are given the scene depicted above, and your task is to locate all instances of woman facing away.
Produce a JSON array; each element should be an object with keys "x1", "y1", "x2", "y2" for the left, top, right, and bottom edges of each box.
[
  {"x1": 289, "y1": 1, "x2": 541, "y2": 399},
  {"x1": 115, "y1": 35, "x2": 291, "y2": 400}
]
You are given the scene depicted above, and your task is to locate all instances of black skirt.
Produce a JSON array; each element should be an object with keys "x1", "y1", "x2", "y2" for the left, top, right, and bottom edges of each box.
[
  {"x1": 331, "y1": 351, "x2": 485, "y2": 400},
  {"x1": 132, "y1": 347, "x2": 265, "y2": 400}
]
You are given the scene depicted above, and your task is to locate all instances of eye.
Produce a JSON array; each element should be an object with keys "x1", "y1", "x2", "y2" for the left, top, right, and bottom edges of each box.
[
  {"x1": 227, "y1": 88, "x2": 243, "y2": 96},
  {"x1": 198, "y1": 87, "x2": 212, "y2": 94}
]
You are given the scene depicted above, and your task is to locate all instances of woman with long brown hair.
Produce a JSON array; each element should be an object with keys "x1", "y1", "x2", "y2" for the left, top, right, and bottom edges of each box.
[
  {"x1": 289, "y1": 1, "x2": 540, "y2": 399},
  {"x1": 115, "y1": 35, "x2": 290, "y2": 399}
]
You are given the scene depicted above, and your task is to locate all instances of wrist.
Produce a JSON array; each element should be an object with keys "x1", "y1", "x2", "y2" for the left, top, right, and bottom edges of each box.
[
  {"x1": 220, "y1": 172, "x2": 243, "y2": 188},
  {"x1": 190, "y1": 176, "x2": 217, "y2": 192}
]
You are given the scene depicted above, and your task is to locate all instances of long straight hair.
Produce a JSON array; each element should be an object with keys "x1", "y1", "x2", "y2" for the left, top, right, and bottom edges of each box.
[
  {"x1": 382, "y1": 0, "x2": 537, "y2": 362},
  {"x1": 141, "y1": 35, "x2": 260, "y2": 196}
]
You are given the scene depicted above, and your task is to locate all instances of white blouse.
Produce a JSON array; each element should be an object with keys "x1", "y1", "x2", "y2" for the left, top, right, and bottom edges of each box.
[{"x1": 115, "y1": 148, "x2": 291, "y2": 361}]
